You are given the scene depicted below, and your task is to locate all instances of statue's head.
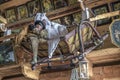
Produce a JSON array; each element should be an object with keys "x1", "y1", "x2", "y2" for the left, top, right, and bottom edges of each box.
[
  {"x1": 30, "y1": 13, "x2": 49, "y2": 33},
  {"x1": 34, "y1": 13, "x2": 48, "y2": 23}
]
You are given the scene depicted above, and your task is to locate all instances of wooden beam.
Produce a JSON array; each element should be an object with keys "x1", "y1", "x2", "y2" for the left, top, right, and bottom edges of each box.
[
  {"x1": 0, "y1": 0, "x2": 30, "y2": 11},
  {"x1": 0, "y1": 16, "x2": 7, "y2": 24},
  {"x1": 93, "y1": 61, "x2": 120, "y2": 67},
  {"x1": 0, "y1": 64, "x2": 20, "y2": 70},
  {"x1": 90, "y1": 10, "x2": 120, "y2": 22},
  {"x1": 86, "y1": 0, "x2": 118, "y2": 8},
  {"x1": 0, "y1": 34, "x2": 16, "y2": 42},
  {"x1": 0, "y1": 65, "x2": 22, "y2": 79},
  {"x1": 2, "y1": 74, "x2": 24, "y2": 80},
  {"x1": 41, "y1": 64, "x2": 74, "y2": 74},
  {"x1": 86, "y1": 48, "x2": 120, "y2": 64}
]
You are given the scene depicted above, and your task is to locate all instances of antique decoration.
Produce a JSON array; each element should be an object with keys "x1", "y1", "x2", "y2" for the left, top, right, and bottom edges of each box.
[
  {"x1": 79, "y1": 59, "x2": 89, "y2": 80},
  {"x1": 41, "y1": 0, "x2": 53, "y2": 12},
  {"x1": 54, "y1": 0, "x2": 67, "y2": 9},
  {"x1": 16, "y1": 11, "x2": 108, "y2": 71},
  {"x1": 17, "y1": 5, "x2": 28, "y2": 20},
  {"x1": 92, "y1": 4, "x2": 111, "y2": 26},
  {"x1": 109, "y1": 19, "x2": 120, "y2": 47},
  {"x1": 5, "y1": 8, "x2": 17, "y2": 23},
  {"x1": 111, "y1": 1, "x2": 120, "y2": 19}
]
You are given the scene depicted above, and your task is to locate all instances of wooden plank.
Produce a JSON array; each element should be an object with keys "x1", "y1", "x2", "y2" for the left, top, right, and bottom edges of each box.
[
  {"x1": 0, "y1": 0, "x2": 30, "y2": 10},
  {"x1": 41, "y1": 64, "x2": 75, "y2": 74},
  {"x1": 0, "y1": 64, "x2": 20, "y2": 70},
  {"x1": 0, "y1": 65, "x2": 22, "y2": 79},
  {"x1": 86, "y1": 48, "x2": 120, "y2": 64},
  {"x1": 90, "y1": 11, "x2": 120, "y2": 22},
  {"x1": 87, "y1": 0, "x2": 118, "y2": 8},
  {"x1": 0, "y1": 16, "x2": 7, "y2": 24},
  {"x1": 0, "y1": 34, "x2": 16, "y2": 42}
]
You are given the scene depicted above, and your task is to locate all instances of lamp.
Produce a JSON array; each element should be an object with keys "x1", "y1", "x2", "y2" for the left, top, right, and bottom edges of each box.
[{"x1": 79, "y1": 58, "x2": 89, "y2": 80}]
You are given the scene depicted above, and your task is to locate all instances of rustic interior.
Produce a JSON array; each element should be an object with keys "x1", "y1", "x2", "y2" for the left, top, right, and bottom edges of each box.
[{"x1": 0, "y1": 0, "x2": 120, "y2": 80}]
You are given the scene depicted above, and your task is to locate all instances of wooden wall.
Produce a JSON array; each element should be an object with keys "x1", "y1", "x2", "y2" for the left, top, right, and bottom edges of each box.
[{"x1": 92, "y1": 65, "x2": 120, "y2": 80}]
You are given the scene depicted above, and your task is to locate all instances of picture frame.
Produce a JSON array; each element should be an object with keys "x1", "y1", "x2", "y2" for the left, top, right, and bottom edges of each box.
[
  {"x1": 92, "y1": 4, "x2": 112, "y2": 26},
  {"x1": 72, "y1": 12, "x2": 82, "y2": 24},
  {"x1": 17, "y1": 4, "x2": 28, "y2": 20},
  {"x1": 27, "y1": 0, "x2": 41, "y2": 17},
  {"x1": 5, "y1": 7, "x2": 17, "y2": 23},
  {"x1": 54, "y1": 0, "x2": 68, "y2": 9},
  {"x1": 0, "y1": 40, "x2": 17, "y2": 66},
  {"x1": 60, "y1": 15, "x2": 73, "y2": 26},
  {"x1": 67, "y1": 0, "x2": 78, "y2": 5},
  {"x1": 111, "y1": 1, "x2": 120, "y2": 19},
  {"x1": 41, "y1": 0, "x2": 54, "y2": 12}
]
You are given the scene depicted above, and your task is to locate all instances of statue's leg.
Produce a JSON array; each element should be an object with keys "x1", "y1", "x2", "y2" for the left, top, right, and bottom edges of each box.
[{"x1": 29, "y1": 37, "x2": 39, "y2": 64}]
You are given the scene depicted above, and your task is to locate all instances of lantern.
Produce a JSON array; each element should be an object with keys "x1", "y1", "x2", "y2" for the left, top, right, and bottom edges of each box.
[{"x1": 79, "y1": 59, "x2": 89, "y2": 80}]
